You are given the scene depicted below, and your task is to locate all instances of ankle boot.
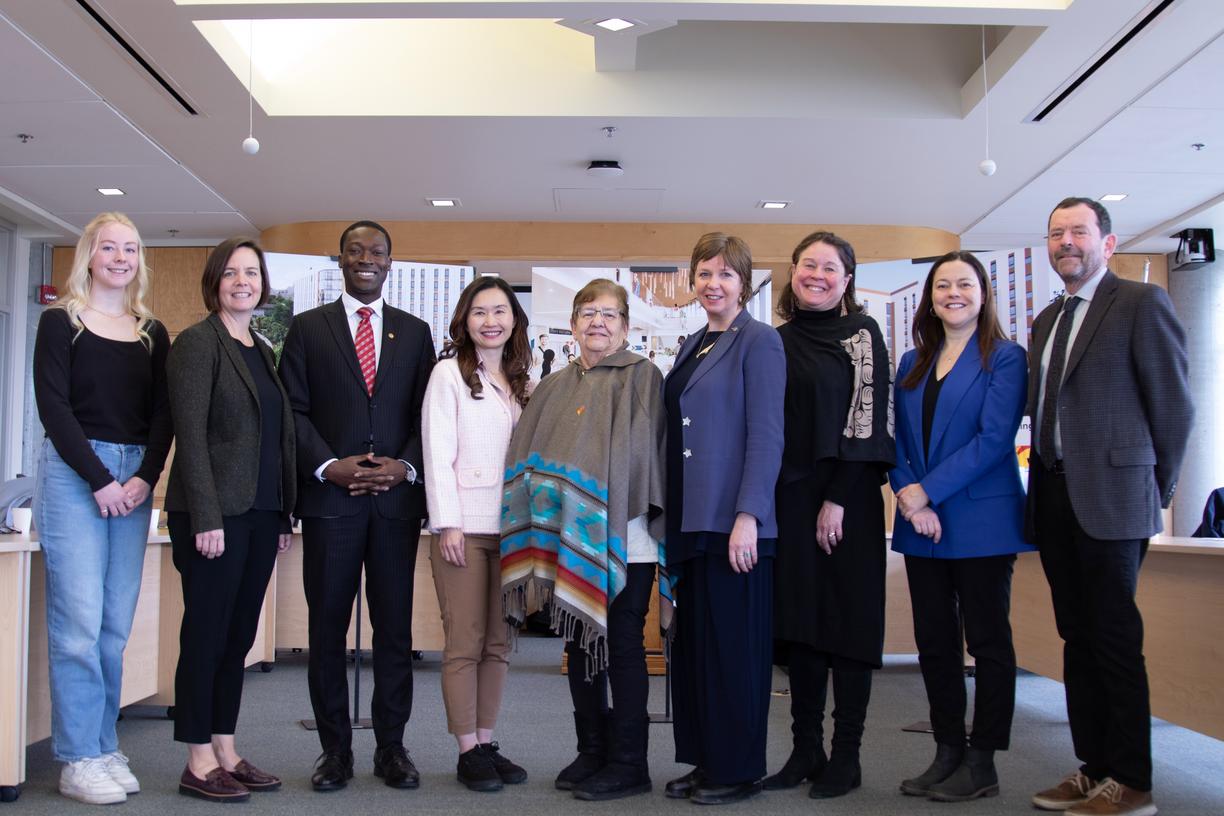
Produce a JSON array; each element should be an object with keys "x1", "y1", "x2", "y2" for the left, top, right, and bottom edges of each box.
[
  {"x1": 927, "y1": 747, "x2": 999, "y2": 802},
  {"x1": 808, "y1": 667, "x2": 870, "y2": 799},
  {"x1": 555, "y1": 710, "x2": 606, "y2": 790},
  {"x1": 572, "y1": 712, "x2": 651, "y2": 801},
  {"x1": 900, "y1": 742, "x2": 965, "y2": 796},
  {"x1": 763, "y1": 741, "x2": 827, "y2": 791}
]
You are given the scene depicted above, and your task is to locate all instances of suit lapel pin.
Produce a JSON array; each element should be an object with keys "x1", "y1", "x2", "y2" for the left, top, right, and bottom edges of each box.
[{"x1": 387, "y1": 332, "x2": 395, "y2": 339}]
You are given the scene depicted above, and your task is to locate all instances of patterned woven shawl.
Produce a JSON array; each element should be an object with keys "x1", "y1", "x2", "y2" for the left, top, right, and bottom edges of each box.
[{"x1": 501, "y1": 349, "x2": 670, "y2": 672}]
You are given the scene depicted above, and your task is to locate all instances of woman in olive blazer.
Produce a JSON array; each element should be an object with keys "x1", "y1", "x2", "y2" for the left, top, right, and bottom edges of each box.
[{"x1": 163, "y1": 238, "x2": 295, "y2": 803}]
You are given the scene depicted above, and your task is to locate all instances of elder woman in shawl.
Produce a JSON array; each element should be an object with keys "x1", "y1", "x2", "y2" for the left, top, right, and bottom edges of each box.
[
  {"x1": 766, "y1": 231, "x2": 895, "y2": 800},
  {"x1": 501, "y1": 279, "x2": 666, "y2": 802}
]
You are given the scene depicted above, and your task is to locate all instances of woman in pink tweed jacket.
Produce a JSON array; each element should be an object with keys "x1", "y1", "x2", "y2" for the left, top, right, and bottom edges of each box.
[{"x1": 422, "y1": 276, "x2": 532, "y2": 793}]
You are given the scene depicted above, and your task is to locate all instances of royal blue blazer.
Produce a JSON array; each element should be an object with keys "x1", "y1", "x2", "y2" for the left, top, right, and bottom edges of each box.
[
  {"x1": 890, "y1": 335, "x2": 1034, "y2": 559},
  {"x1": 665, "y1": 308, "x2": 786, "y2": 538}
]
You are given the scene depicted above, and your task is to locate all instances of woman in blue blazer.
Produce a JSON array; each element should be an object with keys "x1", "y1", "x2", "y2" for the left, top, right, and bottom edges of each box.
[
  {"x1": 661, "y1": 233, "x2": 786, "y2": 806},
  {"x1": 891, "y1": 251, "x2": 1033, "y2": 803}
]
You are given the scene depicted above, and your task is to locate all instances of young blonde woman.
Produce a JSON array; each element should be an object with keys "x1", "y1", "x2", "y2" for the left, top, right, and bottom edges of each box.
[
  {"x1": 423, "y1": 277, "x2": 532, "y2": 792},
  {"x1": 32, "y1": 212, "x2": 172, "y2": 804}
]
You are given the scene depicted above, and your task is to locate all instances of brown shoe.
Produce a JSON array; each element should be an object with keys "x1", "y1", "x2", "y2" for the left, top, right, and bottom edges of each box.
[
  {"x1": 1066, "y1": 778, "x2": 1156, "y2": 816},
  {"x1": 179, "y1": 766, "x2": 251, "y2": 802},
  {"x1": 1033, "y1": 771, "x2": 1100, "y2": 811},
  {"x1": 228, "y1": 760, "x2": 281, "y2": 792}
]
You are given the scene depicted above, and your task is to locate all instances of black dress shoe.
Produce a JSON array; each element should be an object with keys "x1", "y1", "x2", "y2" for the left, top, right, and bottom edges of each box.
[
  {"x1": 665, "y1": 768, "x2": 703, "y2": 799},
  {"x1": 691, "y1": 780, "x2": 763, "y2": 805},
  {"x1": 311, "y1": 751, "x2": 354, "y2": 792},
  {"x1": 373, "y1": 744, "x2": 420, "y2": 789}
]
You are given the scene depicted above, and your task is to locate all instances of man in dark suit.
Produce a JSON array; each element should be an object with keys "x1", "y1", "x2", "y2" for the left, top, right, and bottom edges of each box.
[
  {"x1": 279, "y1": 221, "x2": 436, "y2": 792},
  {"x1": 1026, "y1": 198, "x2": 1192, "y2": 816}
]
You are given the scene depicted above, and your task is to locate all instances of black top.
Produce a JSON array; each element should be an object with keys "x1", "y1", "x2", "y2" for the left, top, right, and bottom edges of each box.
[
  {"x1": 922, "y1": 367, "x2": 947, "y2": 459},
  {"x1": 33, "y1": 308, "x2": 173, "y2": 491},
  {"x1": 235, "y1": 340, "x2": 284, "y2": 512},
  {"x1": 777, "y1": 307, "x2": 894, "y2": 502}
]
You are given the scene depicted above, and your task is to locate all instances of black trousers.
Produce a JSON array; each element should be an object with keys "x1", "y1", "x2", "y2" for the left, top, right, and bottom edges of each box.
[
  {"x1": 1033, "y1": 463, "x2": 1151, "y2": 791},
  {"x1": 671, "y1": 552, "x2": 772, "y2": 785},
  {"x1": 904, "y1": 553, "x2": 1017, "y2": 751},
  {"x1": 169, "y1": 509, "x2": 280, "y2": 744},
  {"x1": 565, "y1": 563, "x2": 654, "y2": 723},
  {"x1": 302, "y1": 504, "x2": 421, "y2": 752}
]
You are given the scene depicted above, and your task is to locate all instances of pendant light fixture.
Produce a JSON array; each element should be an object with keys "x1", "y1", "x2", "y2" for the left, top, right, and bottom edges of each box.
[
  {"x1": 242, "y1": 20, "x2": 260, "y2": 155},
  {"x1": 978, "y1": 25, "x2": 995, "y2": 176}
]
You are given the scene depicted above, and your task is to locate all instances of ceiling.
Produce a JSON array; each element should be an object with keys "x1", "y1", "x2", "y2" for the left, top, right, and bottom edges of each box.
[{"x1": 0, "y1": 0, "x2": 1221, "y2": 259}]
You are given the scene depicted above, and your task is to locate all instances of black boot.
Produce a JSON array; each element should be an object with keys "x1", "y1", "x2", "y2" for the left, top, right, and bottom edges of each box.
[
  {"x1": 808, "y1": 668, "x2": 870, "y2": 799},
  {"x1": 764, "y1": 656, "x2": 828, "y2": 790},
  {"x1": 571, "y1": 712, "x2": 651, "y2": 801},
  {"x1": 555, "y1": 711, "x2": 606, "y2": 791},
  {"x1": 927, "y1": 747, "x2": 999, "y2": 802},
  {"x1": 900, "y1": 742, "x2": 964, "y2": 796}
]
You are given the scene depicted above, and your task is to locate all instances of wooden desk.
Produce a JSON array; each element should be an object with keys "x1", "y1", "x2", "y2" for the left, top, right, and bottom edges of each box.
[
  {"x1": 0, "y1": 538, "x2": 36, "y2": 798},
  {"x1": 273, "y1": 532, "x2": 444, "y2": 653},
  {"x1": 1011, "y1": 536, "x2": 1224, "y2": 740}
]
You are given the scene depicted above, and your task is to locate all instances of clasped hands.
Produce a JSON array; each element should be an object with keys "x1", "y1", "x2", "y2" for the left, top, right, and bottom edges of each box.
[
  {"x1": 93, "y1": 476, "x2": 150, "y2": 519},
  {"x1": 896, "y1": 483, "x2": 941, "y2": 543},
  {"x1": 324, "y1": 453, "x2": 408, "y2": 496}
]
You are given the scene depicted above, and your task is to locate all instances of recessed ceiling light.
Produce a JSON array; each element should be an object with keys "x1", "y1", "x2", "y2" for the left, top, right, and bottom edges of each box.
[
  {"x1": 1100, "y1": 194, "x2": 1127, "y2": 202},
  {"x1": 759, "y1": 200, "x2": 790, "y2": 210},
  {"x1": 97, "y1": 188, "x2": 125, "y2": 196},
  {"x1": 595, "y1": 18, "x2": 635, "y2": 32},
  {"x1": 427, "y1": 197, "x2": 460, "y2": 207}
]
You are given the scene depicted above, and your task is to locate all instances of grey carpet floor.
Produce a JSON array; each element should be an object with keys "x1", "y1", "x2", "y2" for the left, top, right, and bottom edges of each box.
[{"x1": 16, "y1": 636, "x2": 1224, "y2": 814}]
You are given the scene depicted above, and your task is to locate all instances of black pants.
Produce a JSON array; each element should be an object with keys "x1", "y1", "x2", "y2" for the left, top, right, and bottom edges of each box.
[
  {"x1": 565, "y1": 563, "x2": 654, "y2": 723},
  {"x1": 905, "y1": 553, "x2": 1017, "y2": 750},
  {"x1": 169, "y1": 509, "x2": 280, "y2": 744},
  {"x1": 1033, "y1": 463, "x2": 1151, "y2": 791},
  {"x1": 672, "y1": 552, "x2": 772, "y2": 784},
  {"x1": 302, "y1": 505, "x2": 421, "y2": 752}
]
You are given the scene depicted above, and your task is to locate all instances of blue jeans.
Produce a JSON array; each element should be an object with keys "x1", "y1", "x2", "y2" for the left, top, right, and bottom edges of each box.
[{"x1": 33, "y1": 438, "x2": 152, "y2": 761}]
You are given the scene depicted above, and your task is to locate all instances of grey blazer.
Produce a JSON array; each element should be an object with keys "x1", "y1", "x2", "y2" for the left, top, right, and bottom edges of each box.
[
  {"x1": 164, "y1": 313, "x2": 296, "y2": 535},
  {"x1": 1024, "y1": 271, "x2": 1193, "y2": 541}
]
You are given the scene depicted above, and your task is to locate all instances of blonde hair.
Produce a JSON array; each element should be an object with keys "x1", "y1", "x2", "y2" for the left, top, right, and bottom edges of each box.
[{"x1": 53, "y1": 212, "x2": 157, "y2": 349}]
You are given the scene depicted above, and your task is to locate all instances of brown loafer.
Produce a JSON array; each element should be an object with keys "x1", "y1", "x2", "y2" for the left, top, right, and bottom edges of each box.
[
  {"x1": 228, "y1": 760, "x2": 281, "y2": 792},
  {"x1": 179, "y1": 766, "x2": 251, "y2": 802}
]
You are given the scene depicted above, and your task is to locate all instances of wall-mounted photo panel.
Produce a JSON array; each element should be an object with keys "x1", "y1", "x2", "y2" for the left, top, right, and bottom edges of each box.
[{"x1": 529, "y1": 266, "x2": 772, "y2": 380}]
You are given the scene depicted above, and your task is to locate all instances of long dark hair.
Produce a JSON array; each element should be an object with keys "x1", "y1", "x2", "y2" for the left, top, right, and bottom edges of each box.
[
  {"x1": 440, "y1": 277, "x2": 531, "y2": 406},
  {"x1": 900, "y1": 250, "x2": 1007, "y2": 390},
  {"x1": 775, "y1": 230, "x2": 863, "y2": 320}
]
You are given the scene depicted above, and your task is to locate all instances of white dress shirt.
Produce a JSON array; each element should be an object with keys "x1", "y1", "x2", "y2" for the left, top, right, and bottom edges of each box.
[
  {"x1": 314, "y1": 293, "x2": 417, "y2": 483},
  {"x1": 1036, "y1": 266, "x2": 1107, "y2": 461}
]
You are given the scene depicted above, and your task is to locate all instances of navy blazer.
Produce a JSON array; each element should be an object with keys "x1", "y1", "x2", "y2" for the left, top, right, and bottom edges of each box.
[
  {"x1": 664, "y1": 309, "x2": 786, "y2": 537},
  {"x1": 890, "y1": 335, "x2": 1033, "y2": 558}
]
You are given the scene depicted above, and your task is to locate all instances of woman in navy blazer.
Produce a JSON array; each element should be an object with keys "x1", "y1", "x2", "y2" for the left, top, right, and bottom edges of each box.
[
  {"x1": 890, "y1": 251, "x2": 1032, "y2": 803},
  {"x1": 661, "y1": 233, "x2": 786, "y2": 806}
]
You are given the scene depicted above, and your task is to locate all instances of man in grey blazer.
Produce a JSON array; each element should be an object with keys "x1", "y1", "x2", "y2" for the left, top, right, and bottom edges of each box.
[{"x1": 1026, "y1": 198, "x2": 1192, "y2": 816}]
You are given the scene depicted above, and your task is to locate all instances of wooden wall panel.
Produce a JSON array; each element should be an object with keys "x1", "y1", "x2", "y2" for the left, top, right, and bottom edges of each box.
[
  {"x1": 1110, "y1": 252, "x2": 1168, "y2": 290},
  {"x1": 261, "y1": 221, "x2": 959, "y2": 265}
]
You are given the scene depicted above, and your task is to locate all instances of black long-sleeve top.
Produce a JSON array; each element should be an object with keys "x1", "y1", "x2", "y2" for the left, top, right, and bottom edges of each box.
[{"x1": 33, "y1": 308, "x2": 173, "y2": 491}]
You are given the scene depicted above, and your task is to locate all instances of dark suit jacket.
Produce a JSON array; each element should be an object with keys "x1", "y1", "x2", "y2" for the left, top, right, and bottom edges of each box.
[
  {"x1": 164, "y1": 313, "x2": 296, "y2": 535},
  {"x1": 1024, "y1": 271, "x2": 1193, "y2": 541},
  {"x1": 278, "y1": 298, "x2": 435, "y2": 520},
  {"x1": 891, "y1": 336, "x2": 1033, "y2": 559},
  {"x1": 665, "y1": 308, "x2": 786, "y2": 537}
]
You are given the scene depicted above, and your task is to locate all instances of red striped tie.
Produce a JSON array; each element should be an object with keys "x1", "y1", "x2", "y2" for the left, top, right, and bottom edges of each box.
[{"x1": 355, "y1": 306, "x2": 376, "y2": 396}]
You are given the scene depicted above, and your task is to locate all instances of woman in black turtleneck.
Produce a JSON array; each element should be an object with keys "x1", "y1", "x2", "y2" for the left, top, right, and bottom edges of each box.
[{"x1": 765, "y1": 231, "x2": 895, "y2": 800}]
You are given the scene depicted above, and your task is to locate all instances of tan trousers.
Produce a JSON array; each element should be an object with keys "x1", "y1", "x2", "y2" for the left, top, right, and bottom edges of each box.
[{"x1": 429, "y1": 533, "x2": 511, "y2": 735}]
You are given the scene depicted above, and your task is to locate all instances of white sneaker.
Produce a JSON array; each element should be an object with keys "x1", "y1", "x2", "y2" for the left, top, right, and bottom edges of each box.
[
  {"x1": 101, "y1": 751, "x2": 140, "y2": 794},
  {"x1": 59, "y1": 757, "x2": 127, "y2": 804}
]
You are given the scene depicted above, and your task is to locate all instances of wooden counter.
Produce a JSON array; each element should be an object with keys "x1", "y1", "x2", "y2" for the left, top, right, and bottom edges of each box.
[{"x1": 1011, "y1": 536, "x2": 1224, "y2": 740}]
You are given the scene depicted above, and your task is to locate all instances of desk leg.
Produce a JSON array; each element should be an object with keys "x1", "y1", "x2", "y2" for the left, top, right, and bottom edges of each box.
[{"x1": 0, "y1": 551, "x2": 32, "y2": 799}]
